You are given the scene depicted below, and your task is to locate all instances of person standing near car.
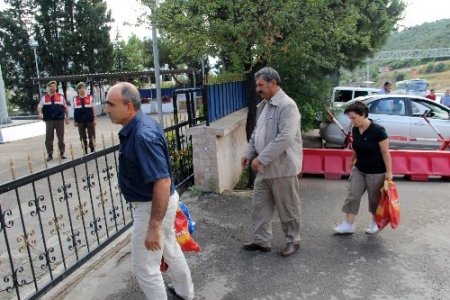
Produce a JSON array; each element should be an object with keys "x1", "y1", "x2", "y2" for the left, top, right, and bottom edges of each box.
[
  {"x1": 426, "y1": 89, "x2": 437, "y2": 101},
  {"x1": 378, "y1": 81, "x2": 392, "y2": 95},
  {"x1": 73, "y1": 82, "x2": 96, "y2": 154},
  {"x1": 334, "y1": 100, "x2": 393, "y2": 235},
  {"x1": 37, "y1": 81, "x2": 69, "y2": 161},
  {"x1": 241, "y1": 67, "x2": 303, "y2": 257},
  {"x1": 377, "y1": 81, "x2": 392, "y2": 112},
  {"x1": 104, "y1": 82, "x2": 194, "y2": 300},
  {"x1": 441, "y1": 88, "x2": 450, "y2": 107}
]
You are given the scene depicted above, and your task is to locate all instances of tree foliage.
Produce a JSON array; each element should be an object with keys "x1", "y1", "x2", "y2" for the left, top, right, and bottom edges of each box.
[
  {"x1": 0, "y1": 0, "x2": 38, "y2": 113},
  {"x1": 153, "y1": 0, "x2": 405, "y2": 131},
  {"x1": 72, "y1": 0, "x2": 113, "y2": 73},
  {"x1": 0, "y1": 0, "x2": 113, "y2": 113},
  {"x1": 112, "y1": 34, "x2": 193, "y2": 77},
  {"x1": 34, "y1": 0, "x2": 113, "y2": 96}
]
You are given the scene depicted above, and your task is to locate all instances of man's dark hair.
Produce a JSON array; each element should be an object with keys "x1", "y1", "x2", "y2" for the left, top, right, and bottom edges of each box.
[
  {"x1": 344, "y1": 100, "x2": 369, "y2": 118},
  {"x1": 255, "y1": 67, "x2": 281, "y2": 85},
  {"x1": 384, "y1": 81, "x2": 392, "y2": 87}
]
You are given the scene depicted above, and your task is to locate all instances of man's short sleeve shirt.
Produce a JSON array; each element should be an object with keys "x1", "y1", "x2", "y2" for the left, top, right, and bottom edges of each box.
[{"x1": 118, "y1": 111, "x2": 175, "y2": 202}]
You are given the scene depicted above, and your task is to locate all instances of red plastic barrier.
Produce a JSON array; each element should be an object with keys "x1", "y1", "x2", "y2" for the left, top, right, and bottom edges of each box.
[
  {"x1": 302, "y1": 149, "x2": 352, "y2": 179},
  {"x1": 301, "y1": 148, "x2": 450, "y2": 181}
]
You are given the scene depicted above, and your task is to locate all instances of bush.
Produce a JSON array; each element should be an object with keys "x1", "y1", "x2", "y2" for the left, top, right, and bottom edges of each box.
[
  {"x1": 396, "y1": 72, "x2": 405, "y2": 82},
  {"x1": 425, "y1": 63, "x2": 434, "y2": 73},
  {"x1": 165, "y1": 131, "x2": 192, "y2": 184},
  {"x1": 234, "y1": 166, "x2": 252, "y2": 190},
  {"x1": 434, "y1": 62, "x2": 447, "y2": 73}
]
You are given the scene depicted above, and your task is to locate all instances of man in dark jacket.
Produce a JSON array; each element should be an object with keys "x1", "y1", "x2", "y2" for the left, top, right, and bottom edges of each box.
[
  {"x1": 37, "y1": 81, "x2": 69, "y2": 161},
  {"x1": 73, "y1": 82, "x2": 96, "y2": 154}
]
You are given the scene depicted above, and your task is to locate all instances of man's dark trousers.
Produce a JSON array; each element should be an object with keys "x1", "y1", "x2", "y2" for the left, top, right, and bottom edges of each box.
[
  {"x1": 45, "y1": 119, "x2": 65, "y2": 156},
  {"x1": 77, "y1": 122, "x2": 95, "y2": 153}
]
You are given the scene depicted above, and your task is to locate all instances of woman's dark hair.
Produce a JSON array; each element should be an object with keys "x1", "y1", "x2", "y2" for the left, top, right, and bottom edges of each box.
[{"x1": 344, "y1": 100, "x2": 369, "y2": 118}]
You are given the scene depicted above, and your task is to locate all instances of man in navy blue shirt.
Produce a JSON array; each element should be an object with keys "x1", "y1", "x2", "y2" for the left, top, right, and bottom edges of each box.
[{"x1": 104, "y1": 82, "x2": 194, "y2": 300}]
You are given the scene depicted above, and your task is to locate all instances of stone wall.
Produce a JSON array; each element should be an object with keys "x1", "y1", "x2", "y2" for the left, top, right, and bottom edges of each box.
[{"x1": 187, "y1": 108, "x2": 248, "y2": 193}]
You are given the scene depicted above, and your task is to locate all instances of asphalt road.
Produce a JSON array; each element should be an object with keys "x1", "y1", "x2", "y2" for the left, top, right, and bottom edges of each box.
[{"x1": 46, "y1": 177, "x2": 450, "y2": 300}]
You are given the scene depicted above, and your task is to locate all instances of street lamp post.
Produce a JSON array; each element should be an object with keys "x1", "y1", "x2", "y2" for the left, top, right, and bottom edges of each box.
[{"x1": 29, "y1": 40, "x2": 41, "y2": 100}]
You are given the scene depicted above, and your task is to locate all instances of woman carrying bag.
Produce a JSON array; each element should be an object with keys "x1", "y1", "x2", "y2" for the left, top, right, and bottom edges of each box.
[{"x1": 334, "y1": 100, "x2": 393, "y2": 234}]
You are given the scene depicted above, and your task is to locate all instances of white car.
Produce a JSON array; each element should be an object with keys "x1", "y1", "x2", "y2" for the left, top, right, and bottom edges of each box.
[{"x1": 320, "y1": 94, "x2": 450, "y2": 150}]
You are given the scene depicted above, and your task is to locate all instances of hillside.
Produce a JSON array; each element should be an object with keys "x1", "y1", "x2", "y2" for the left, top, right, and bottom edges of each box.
[
  {"x1": 383, "y1": 19, "x2": 450, "y2": 50},
  {"x1": 343, "y1": 19, "x2": 450, "y2": 90},
  {"x1": 380, "y1": 60, "x2": 450, "y2": 91}
]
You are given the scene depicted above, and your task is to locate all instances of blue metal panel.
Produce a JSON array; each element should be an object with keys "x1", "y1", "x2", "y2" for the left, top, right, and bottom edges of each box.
[{"x1": 205, "y1": 80, "x2": 247, "y2": 123}]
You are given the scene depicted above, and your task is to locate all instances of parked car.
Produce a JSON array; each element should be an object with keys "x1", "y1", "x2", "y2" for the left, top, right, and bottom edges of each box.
[
  {"x1": 320, "y1": 94, "x2": 450, "y2": 150},
  {"x1": 330, "y1": 86, "x2": 379, "y2": 107}
]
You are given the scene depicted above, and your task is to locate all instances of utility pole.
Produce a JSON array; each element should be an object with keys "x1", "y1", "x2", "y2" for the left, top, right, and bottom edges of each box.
[
  {"x1": 0, "y1": 28, "x2": 11, "y2": 124},
  {"x1": 149, "y1": 0, "x2": 164, "y2": 127},
  {"x1": 366, "y1": 62, "x2": 370, "y2": 85},
  {"x1": 0, "y1": 64, "x2": 11, "y2": 124},
  {"x1": 29, "y1": 40, "x2": 42, "y2": 100}
]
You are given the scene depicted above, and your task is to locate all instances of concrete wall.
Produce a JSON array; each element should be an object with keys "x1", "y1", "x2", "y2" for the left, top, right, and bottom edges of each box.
[{"x1": 187, "y1": 108, "x2": 248, "y2": 193}]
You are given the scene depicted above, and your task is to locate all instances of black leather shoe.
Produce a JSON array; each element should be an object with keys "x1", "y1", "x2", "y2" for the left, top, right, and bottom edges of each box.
[
  {"x1": 46, "y1": 155, "x2": 53, "y2": 161},
  {"x1": 60, "y1": 154, "x2": 67, "y2": 159},
  {"x1": 166, "y1": 282, "x2": 184, "y2": 299},
  {"x1": 280, "y1": 243, "x2": 300, "y2": 257},
  {"x1": 242, "y1": 242, "x2": 271, "y2": 252}
]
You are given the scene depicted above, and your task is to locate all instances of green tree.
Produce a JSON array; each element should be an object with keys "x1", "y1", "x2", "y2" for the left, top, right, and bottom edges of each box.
[
  {"x1": 112, "y1": 30, "x2": 126, "y2": 71},
  {"x1": 0, "y1": 0, "x2": 39, "y2": 114},
  {"x1": 1, "y1": 0, "x2": 113, "y2": 112},
  {"x1": 153, "y1": 0, "x2": 405, "y2": 132},
  {"x1": 112, "y1": 34, "x2": 196, "y2": 86},
  {"x1": 35, "y1": 0, "x2": 113, "y2": 97},
  {"x1": 34, "y1": 0, "x2": 74, "y2": 76},
  {"x1": 72, "y1": 0, "x2": 113, "y2": 73},
  {"x1": 122, "y1": 34, "x2": 146, "y2": 71}
]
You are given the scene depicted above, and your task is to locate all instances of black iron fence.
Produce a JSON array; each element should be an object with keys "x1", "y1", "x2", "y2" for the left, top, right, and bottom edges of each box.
[
  {"x1": 0, "y1": 88, "x2": 205, "y2": 299},
  {"x1": 0, "y1": 147, "x2": 130, "y2": 300}
]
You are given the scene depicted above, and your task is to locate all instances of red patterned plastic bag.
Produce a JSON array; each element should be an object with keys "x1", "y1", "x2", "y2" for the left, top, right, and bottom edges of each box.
[
  {"x1": 175, "y1": 208, "x2": 201, "y2": 252},
  {"x1": 386, "y1": 181, "x2": 400, "y2": 229},
  {"x1": 161, "y1": 207, "x2": 201, "y2": 272},
  {"x1": 375, "y1": 180, "x2": 400, "y2": 230}
]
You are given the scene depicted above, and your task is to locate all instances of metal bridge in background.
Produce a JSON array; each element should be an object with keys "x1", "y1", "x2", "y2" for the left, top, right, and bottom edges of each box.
[{"x1": 371, "y1": 48, "x2": 450, "y2": 61}]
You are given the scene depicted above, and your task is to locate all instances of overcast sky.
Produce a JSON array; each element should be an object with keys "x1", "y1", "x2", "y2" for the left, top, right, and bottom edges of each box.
[
  {"x1": 107, "y1": 0, "x2": 450, "y2": 39},
  {"x1": 1, "y1": 0, "x2": 450, "y2": 40}
]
